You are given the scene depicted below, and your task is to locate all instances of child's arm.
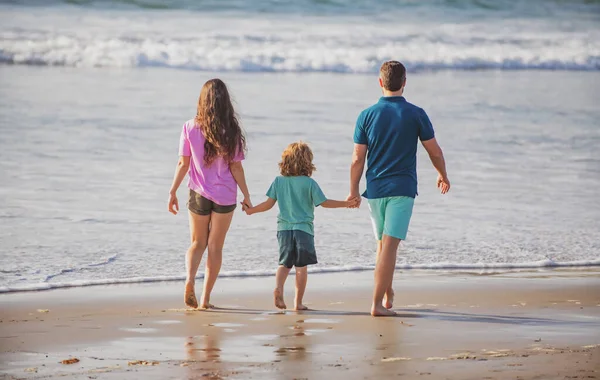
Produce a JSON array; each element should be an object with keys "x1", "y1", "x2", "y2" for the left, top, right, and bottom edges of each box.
[
  {"x1": 320, "y1": 198, "x2": 357, "y2": 208},
  {"x1": 245, "y1": 197, "x2": 277, "y2": 215}
]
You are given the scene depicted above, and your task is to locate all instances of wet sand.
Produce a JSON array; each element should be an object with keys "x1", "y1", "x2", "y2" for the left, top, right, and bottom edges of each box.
[{"x1": 1, "y1": 270, "x2": 599, "y2": 379}]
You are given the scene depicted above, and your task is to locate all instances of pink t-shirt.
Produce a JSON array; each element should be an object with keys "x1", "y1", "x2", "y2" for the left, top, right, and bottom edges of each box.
[{"x1": 178, "y1": 119, "x2": 244, "y2": 206}]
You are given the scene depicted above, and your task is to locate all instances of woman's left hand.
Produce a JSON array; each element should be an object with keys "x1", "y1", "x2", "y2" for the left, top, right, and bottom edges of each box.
[{"x1": 168, "y1": 193, "x2": 179, "y2": 215}]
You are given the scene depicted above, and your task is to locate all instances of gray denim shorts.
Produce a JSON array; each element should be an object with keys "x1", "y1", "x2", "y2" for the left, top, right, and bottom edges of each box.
[{"x1": 277, "y1": 230, "x2": 318, "y2": 268}]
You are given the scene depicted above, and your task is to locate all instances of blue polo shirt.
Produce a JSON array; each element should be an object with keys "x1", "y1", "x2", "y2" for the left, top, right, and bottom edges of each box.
[{"x1": 354, "y1": 96, "x2": 435, "y2": 199}]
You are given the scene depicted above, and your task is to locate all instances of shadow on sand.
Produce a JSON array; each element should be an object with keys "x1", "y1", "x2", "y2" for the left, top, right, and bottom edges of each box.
[{"x1": 186, "y1": 306, "x2": 599, "y2": 327}]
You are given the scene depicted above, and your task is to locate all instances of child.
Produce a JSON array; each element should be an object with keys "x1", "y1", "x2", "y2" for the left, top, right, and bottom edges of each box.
[{"x1": 244, "y1": 142, "x2": 357, "y2": 310}]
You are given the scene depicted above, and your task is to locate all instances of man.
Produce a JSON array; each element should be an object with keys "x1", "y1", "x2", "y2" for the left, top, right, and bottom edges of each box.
[{"x1": 348, "y1": 61, "x2": 450, "y2": 317}]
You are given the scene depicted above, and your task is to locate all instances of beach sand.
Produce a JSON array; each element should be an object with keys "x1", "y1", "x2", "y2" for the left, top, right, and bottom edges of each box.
[{"x1": 1, "y1": 270, "x2": 599, "y2": 379}]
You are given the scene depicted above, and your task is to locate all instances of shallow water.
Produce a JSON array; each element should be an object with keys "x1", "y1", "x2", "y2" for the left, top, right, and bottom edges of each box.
[
  {"x1": 1, "y1": 66, "x2": 598, "y2": 292},
  {"x1": 1, "y1": 0, "x2": 600, "y2": 292}
]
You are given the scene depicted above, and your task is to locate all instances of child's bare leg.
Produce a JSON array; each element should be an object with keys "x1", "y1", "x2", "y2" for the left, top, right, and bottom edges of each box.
[
  {"x1": 294, "y1": 266, "x2": 308, "y2": 310},
  {"x1": 274, "y1": 265, "x2": 290, "y2": 309}
]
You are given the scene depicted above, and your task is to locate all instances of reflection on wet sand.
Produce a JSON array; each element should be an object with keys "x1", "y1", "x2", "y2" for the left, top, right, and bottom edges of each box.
[
  {"x1": 185, "y1": 333, "x2": 222, "y2": 378},
  {"x1": 275, "y1": 319, "x2": 309, "y2": 379}
]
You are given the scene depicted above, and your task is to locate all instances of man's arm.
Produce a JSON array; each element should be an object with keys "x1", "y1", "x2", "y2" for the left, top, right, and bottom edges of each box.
[
  {"x1": 421, "y1": 138, "x2": 450, "y2": 194},
  {"x1": 348, "y1": 143, "x2": 367, "y2": 207}
]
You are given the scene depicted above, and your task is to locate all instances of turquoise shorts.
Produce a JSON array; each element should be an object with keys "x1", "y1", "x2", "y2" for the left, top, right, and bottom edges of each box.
[{"x1": 368, "y1": 196, "x2": 415, "y2": 241}]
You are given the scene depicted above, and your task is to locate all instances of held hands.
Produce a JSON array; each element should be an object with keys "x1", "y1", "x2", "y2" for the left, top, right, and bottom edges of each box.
[
  {"x1": 241, "y1": 196, "x2": 253, "y2": 214},
  {"x1": 346, "y1": 193, "x2": 362, "y2": 209},
  {"x1": 437, "y1": 174, "x2": 451, "y2": 194},
  {"x1": 346, "y1": 196, "x2": 361, "y2": 208},
  {"x1": 241, "y1": 203, "x2": 254, "y2": 215}
]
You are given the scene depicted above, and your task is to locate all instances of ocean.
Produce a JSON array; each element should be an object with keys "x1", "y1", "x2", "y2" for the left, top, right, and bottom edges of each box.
[{"x1": 1, "y1": 0, "x2": 599, "y2": 293}]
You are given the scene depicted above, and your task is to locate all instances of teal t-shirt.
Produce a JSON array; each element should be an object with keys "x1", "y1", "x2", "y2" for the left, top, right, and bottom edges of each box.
[{"x1": 266, "y1": 176, "x2": 327, "y2": 236}]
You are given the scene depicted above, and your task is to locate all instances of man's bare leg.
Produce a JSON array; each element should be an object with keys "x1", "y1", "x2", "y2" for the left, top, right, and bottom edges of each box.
[
  {"x1": 372, "y1": 234, "x2": 401, "y2": 316},
  {"x1": 376, "y1": 240, "x2": 395, "y2": 309},
  {"x1": 294, "y1": 266, "x2": 308, "y2": 310},
  {"x1": 274, "y1": 265, "x2": 291, "y2": 309}
]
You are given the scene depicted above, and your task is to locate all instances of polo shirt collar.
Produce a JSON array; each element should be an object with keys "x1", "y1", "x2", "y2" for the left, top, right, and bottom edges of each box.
[{"x1": 379, "y1": 96, "x2": 406, "y2": 103}]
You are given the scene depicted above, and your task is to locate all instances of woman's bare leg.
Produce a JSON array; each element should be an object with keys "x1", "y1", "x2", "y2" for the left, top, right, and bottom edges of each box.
[
  {"x1": 184, "y1": 211, "x2": 210, "y2": 308},
  {"x1": 200, "y1": 210, "x2": 234, "y2": 309}
]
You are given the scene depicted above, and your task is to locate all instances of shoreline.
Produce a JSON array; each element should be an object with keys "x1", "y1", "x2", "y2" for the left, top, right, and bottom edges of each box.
[
  {"x1": 2, "y1": 263, "x2": 600, "y2": 295},
  {"x1": 2, "y1": 269, "x2": 599, "y2": 379}
]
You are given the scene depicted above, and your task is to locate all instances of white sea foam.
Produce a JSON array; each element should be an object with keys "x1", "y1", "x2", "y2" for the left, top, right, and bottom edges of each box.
[
  {"x1": 1, "y1": 259, "x2": 598, "y2": 294},
  {"x1": 0, "y1": 8, "x2": 598, "y2": 72},
  {"x1": 1, "y1": 31, "x2": 597, "y2": 72}
]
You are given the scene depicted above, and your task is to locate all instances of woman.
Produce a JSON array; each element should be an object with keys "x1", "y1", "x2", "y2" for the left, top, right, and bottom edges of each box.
[{"x1": 168, "y1": 79, "x2": 251, "y2": 309}]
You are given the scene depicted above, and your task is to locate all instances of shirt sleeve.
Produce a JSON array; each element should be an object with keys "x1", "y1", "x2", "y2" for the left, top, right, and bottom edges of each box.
[
  {"x1": 311, "y1": 180, "x2": 328, "y2": 207},
  {"x1": 178, "y1": 124, "x2": 191, "y2": 157},
  {"x1": 418, "y1": 108, "x2": 435, "y2": 142},
  {"x1": 353, "y1": 111, "x2": 368, "y2": 145},
  {"x1": 266, "y1": 178, "x2": 278, "y2": 200}
]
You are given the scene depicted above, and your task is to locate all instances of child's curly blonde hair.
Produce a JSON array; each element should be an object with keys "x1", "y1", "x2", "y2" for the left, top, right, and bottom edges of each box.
[{"x1": 279, "y1": 142, "x2": 316, "y2": 177}]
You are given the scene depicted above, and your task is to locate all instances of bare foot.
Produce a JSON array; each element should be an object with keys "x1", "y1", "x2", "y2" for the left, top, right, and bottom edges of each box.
[
  {"x1": 384, "y1": 288, "x2": 394, "y2": 309},
  {"x1": 184, "y1": 285, "x2": 198, "y2": 309},
  {"x1": 371, "y1": 304, "x2": 397, "y2": 317},
  {"x1": 274, "y1": 288, "x2": 286, "y2": 309},
  {"x1": 199, "y1": 303, "x2": 214, "y2": 310},
  {"x1": 294, "y1": 304, "x2": 308, "y2": 311}
]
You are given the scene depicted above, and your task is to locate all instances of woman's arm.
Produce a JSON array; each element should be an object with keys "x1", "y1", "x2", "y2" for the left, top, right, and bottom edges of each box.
[
  {"x1": 168, "y1": 156, "x2": 190, "y2": 215},
  {"x1": 230, "y1": 161, "x2": 252, "y2": 208},
  {"x1": 245, "y1": 198, "x2": 276, "y2": 215},
  {"x1": 320, "y1": 198, "x2": 358, "y2": 209}
]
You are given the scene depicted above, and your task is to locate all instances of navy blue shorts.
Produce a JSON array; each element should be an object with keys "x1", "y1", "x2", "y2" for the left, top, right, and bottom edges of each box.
[{"x1": 277, "y1": 230, "x2": 318, "y2": 268}]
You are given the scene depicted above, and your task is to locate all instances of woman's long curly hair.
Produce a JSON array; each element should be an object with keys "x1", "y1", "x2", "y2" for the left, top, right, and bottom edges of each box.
[
  {"x1": 195, "y1": 79, "x2": 246, "y2": 166},
  {"x1": 279, "y1": 142, "x2": 316, "y2": 177}
]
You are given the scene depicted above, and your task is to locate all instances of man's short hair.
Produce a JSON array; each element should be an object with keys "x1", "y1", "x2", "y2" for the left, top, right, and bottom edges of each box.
[{"x1": 379, "y1": 61, "x2": 406, "y2": 92}]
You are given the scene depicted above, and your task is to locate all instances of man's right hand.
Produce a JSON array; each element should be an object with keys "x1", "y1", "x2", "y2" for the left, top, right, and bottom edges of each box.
[{"x1": 437, "y1": 174, "x2": 450, "y2": 194}]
